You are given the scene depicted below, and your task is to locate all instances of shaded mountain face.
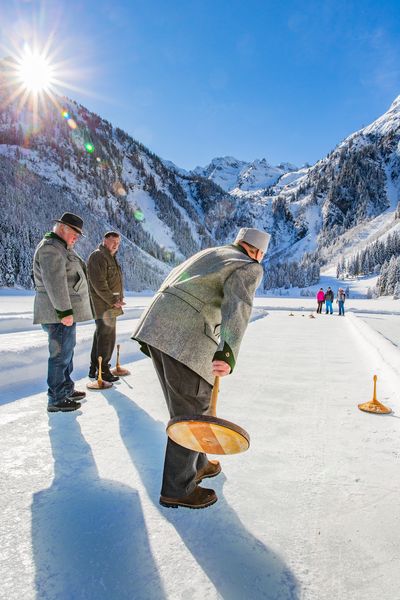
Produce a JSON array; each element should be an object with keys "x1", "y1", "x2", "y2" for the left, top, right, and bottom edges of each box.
[{"x1": 1, "y1": 55, "x2": 400, "y2": 290}]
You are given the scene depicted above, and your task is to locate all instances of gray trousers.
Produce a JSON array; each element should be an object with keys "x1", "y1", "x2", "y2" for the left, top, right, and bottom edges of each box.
[{"x1": 149, "y1": 347, "x2": 213, "y2": 498}]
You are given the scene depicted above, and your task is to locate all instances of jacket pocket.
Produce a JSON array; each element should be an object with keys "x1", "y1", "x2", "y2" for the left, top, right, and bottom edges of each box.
[
  {"x1": 204, "y1": 323, "x2": 220, "y2": 345},
  {"x1": 163, "y1": 287, "x2": 204, "y2": 312},
  {"x1": 73, "y1": 272, "x2": 83, "y2": 292}
]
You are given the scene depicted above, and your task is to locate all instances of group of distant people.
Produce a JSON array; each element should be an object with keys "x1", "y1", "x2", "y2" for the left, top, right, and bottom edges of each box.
[{"x1": 316, "y1": 286, "x2": 346, "y2": 315}]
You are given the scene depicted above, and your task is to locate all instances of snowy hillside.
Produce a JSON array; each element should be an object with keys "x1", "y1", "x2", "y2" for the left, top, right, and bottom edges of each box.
[
  {"x1": 265, "y1": 95, "x2": 400, "y2": 268},
  {"x1": 191, "y1": 97, "x2": 400, "y2": 293},
  {"x1": 0, "y1": 59, "x2": 229, "y2": 289},
  {"x1": 193, "y1": 156, "x2": 299, "y2": 192}
]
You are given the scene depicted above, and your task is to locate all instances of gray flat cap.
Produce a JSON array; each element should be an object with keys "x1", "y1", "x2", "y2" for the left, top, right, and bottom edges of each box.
[{"x1": 234, "y1": 227, "x2": 271, "y2": 253}]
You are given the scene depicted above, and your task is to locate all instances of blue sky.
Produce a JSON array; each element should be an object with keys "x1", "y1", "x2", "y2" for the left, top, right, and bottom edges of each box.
[{"x1": 1, "y1": 0, "x2": 400, "y2": 169}]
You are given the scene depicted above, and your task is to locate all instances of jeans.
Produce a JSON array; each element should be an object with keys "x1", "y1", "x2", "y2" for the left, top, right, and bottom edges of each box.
[
  {"x1": 338, "y1": 300, "x2": 345, "y2": 315},
  {"x1": 325, "y1": 300, "x2": 333, "y2": 314},
  {"x1": 42, "y1": 323, "x2": 76, "y2": 405}
]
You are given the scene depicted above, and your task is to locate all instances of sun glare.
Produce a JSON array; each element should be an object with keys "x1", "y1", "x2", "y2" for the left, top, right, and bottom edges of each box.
[
  {"x1": 1, "y1": 40, "x2": 67, "y2": 126},
  {"x1": 17, "y1": 48, "x2": 54, "y2": 93},
  {"x1": 1, "y1": 32, "x2": 100, "y2": 133}
]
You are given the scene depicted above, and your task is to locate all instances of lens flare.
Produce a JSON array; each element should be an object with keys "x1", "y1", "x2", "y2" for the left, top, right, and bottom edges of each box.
[
  {"x1": 1, "y1": 33, "x2": 99, "y2": 135},
  {"x1": 85, "y1": 142, "x2": 94, "y2": 153},
  {"x1": 133, "y1": 210, "x2": 144, "y2": 222}
]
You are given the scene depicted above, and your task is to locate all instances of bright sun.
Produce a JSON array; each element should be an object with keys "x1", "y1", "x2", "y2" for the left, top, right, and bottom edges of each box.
[
  {"x1": 16, "y1": 47, "x2": 54, "y2": 93},
  {"x1": 2, "y1": 36, "x2": 90, "y2": 127}
]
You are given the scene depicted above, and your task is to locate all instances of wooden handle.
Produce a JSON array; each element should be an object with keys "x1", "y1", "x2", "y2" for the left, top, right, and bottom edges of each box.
[
  {"x1": 98, "y1": 356, "x2": 103, "y2": 384},
  {"x1": 116, "y1": 344, "x2": 120, "y2": 368},
  {"x1": 209, "y1": 376, "x2": 220, "y2": 417},
  {"x1": 373, "y1": 374, "x2": 377, "y2": 402}
]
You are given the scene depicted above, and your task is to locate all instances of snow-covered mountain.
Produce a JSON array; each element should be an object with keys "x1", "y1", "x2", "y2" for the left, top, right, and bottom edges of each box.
[
  {"x1": 193, "y1": 156, "x2": 299, "y2": 192},
  {"x1": 267, "y1": 95, "x2": 400, "y2": 267},
  {"x1": 1, "y1": 51, "x2": 400, "y2": 292},
  {"x1": 0, "y1": 59, "x2": 234, "y2": 289}
]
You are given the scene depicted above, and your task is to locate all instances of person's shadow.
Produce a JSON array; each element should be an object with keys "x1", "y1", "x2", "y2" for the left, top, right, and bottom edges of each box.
[
  {"x1": 31, "y1": 413, "x2": 166, "y2": 600},
  {"x1": 104, "y1": 389, "x2": 299, "y2": 600}
]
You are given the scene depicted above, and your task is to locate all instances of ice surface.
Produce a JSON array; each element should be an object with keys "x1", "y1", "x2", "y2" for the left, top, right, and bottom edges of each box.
[{"x1": 1, "y1": 293, "x2": 400, "y2": 600}]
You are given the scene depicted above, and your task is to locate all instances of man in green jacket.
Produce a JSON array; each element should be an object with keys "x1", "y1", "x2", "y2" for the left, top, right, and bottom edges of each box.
[{"x1": 88, "y1": 231, "x2": 125, "y2": 382}]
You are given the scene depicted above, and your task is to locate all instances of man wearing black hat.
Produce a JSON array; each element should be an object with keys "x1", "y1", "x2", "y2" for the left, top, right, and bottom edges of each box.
[{"x1": 33, "y1": 213, "x2": 93, "y2": 412}]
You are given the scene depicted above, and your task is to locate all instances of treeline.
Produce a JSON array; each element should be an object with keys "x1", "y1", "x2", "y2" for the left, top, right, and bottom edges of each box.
[
  {"x1": 336, "y1": 230, "x2": 400, "y2": 278},
  {"x1": 377, "y1": 256, "x2": 400, "y2": 297},
  {"x1": 263, "y1": 253, "x2": 320, "y2": 290},
  {"x1": 0, "y1": 156, "x2": 167, "y2": 290}
]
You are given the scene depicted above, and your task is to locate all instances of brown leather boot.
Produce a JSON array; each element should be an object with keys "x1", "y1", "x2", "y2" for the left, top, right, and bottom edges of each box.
[
  {"x1": 195, "y1": 459, "x2": 221, "y2": 483},
  {"x1": 160, "y1": 485, "x2": 217, "y2": 509}
]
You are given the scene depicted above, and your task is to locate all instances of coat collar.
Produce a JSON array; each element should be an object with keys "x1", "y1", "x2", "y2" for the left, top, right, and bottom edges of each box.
[
  {"x1": 99, "y1": 243, "x2": 118, "y2": 261},
  {"x1": 44, "y1": 232, "x2": 68, "y2": 248},
  {"x1": 231, "y1": 243, "x2": 257, "y2": 261}
]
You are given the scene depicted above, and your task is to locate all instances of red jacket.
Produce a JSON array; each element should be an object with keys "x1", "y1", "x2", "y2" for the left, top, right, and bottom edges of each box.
[{"x1": 317, "y1": 290, "x2": 325, "y2": 302}]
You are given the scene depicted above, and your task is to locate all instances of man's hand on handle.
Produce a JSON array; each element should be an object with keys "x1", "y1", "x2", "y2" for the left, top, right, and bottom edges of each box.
[
  {"x1": 61, "y1": 315, "x2": 74, "y2": 326},
  {"x1": 212, "y1": 360, "x2": 231, "y2": 377},
  {"x1": 113, "y1": 300, "x2": 126, "y2": 308}
]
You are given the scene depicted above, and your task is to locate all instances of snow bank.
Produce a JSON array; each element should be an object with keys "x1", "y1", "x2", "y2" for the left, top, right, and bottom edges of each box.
[{"x1": 347, "y1": 313, "x2": 400, "y2": 399}]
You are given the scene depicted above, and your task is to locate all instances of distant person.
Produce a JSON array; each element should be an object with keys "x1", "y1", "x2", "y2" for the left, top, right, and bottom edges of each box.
[
  {"x1": 316, "y1": 288, "x2": 325, "y2": 314},
  {"x1": 324, "y1": 287, "x2": 334, "y2": 314},
  {"x1": 337, "y1": 288, "x2": 346, "y2": 316},
  {"x1": 33, "y1": 213, "x2": 93, "y2": 412},
  {"x1": 88, "y1": 232, "x2": 126, "y2": 383},
  {"x1": 132, "y1": 227, "x2": 270, "y2": 509}
]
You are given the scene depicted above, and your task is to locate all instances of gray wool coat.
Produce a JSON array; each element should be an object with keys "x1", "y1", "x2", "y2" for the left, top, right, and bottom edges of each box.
[
  {"x1": 132, "y1": 244, "x2": 263, "y2": 385},
  {"x1": 33, "y1": 234, "x2": 93, "y2": 324}
]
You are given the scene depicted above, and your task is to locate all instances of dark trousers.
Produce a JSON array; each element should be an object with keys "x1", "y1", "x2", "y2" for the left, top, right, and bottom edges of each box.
[
  {"x1": 338, "y1": 300, "x2": 345, "y2": 315},
  {"x1": 317, "y1": 301, "x2": 323, "y2": 313},
  {"x1": 90, "y1": 317, "x2": 116, "y2": 373},
  {"x1": 148, "y1": 347, "x2": 213, "y2": 498},
  {"x1": 42, "y1": 323, "x2": 76, "y2": 405}
]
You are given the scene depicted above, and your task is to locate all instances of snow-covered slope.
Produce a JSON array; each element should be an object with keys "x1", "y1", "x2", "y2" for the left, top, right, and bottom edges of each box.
[
  {"x1": 0, "y1": 60, "x2": 229, "y2": 289},
  {"x1": 193, "y1": 156, "x2": 299, "y2": 192},
  {"x1": 244, "y1": 95, "x2": 400, "y2": 270}
]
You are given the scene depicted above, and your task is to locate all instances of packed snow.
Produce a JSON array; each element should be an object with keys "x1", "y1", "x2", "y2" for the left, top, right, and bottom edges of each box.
[{"x1": 1, "y1": 291, "x2": 400, "y2": 600}]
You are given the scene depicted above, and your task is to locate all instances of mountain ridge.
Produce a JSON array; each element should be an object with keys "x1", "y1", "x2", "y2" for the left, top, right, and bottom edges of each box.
[{"x1": 1, "y1": 57, "x2": 400, "y2": 293}]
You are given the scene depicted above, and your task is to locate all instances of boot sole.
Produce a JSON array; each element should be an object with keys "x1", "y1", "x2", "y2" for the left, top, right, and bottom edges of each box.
[
  {"x1": 47, "y1": 405, "x2": 81, "y2": 413},
  {"x1": 159, "y1": 495, "x2": 218, "y2": 509}
]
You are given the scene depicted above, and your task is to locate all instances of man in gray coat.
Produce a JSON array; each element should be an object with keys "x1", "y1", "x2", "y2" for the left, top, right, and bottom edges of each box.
[
  {"x1": 132, "y1": 227, "x2": 270, "y2": 509},
  {"x1": 33, "y1": 212, "x2": 93, "y2": 412}
]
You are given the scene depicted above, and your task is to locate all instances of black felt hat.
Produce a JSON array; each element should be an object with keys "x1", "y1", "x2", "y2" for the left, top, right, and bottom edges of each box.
[{"x1": 54, "y1": 212, "x2": 85, "y2": 236}]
